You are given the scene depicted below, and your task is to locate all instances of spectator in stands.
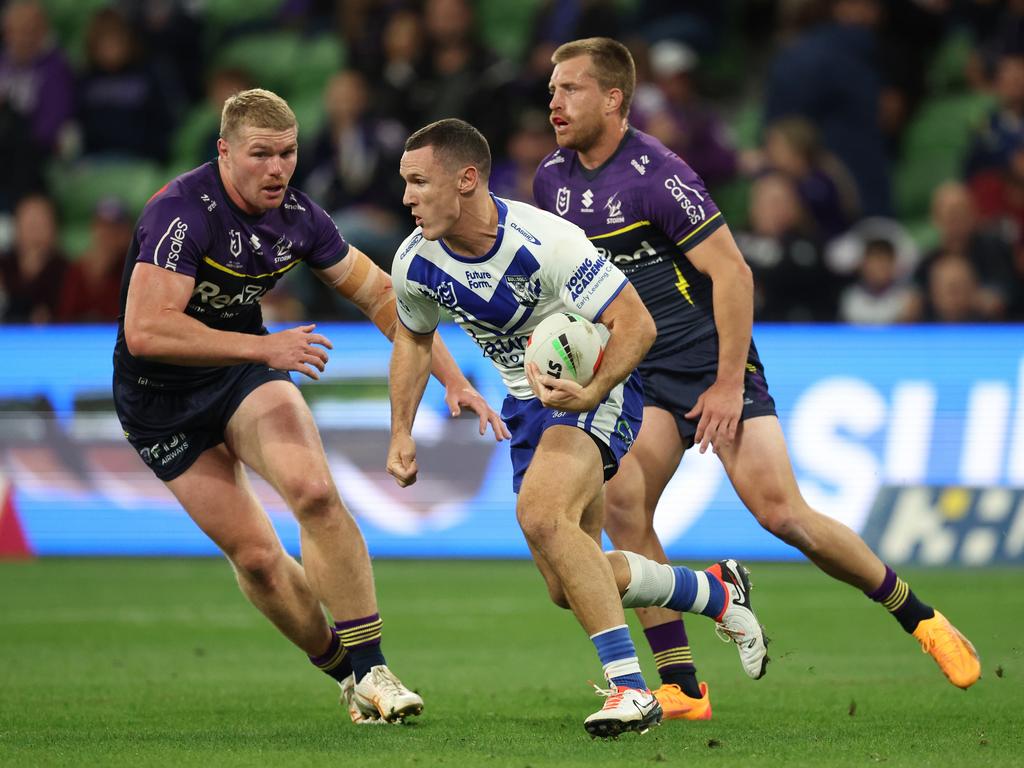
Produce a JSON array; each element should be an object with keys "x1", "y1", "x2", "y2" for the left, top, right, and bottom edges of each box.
[
  {"x1": 630, "y1": 39, "x2": 739, "y2": 188},
  {"x1": 921, "y1": 253, "x2": 986, "y2": 323},
  {"x1": 745, "y1": 116, "x2": 858, "y2": 241},
  {"x1": 55, "y1": 198, "x2": 132, "y2": 323},
  {"x1": 965, "y1": 48, "x2": 1024, "y2": 179},
  {"x1": 0, "y1": 0, "x2": 74, "y2": 157},
  {"x1": 909, "y1": 181, "x2": 1014, "y2": 320},
  {"x1": 409, "y1": 0, "x2": 515, "y2": 157},
  {"x1": 77, "y1": 7, "x2": 175, "y2": 163},
  {"x1": 763, "y1": 0, "x2": 892, "y2": 216},
  {"x1": 374, "y1": 8, "x2": 421, "y2": 132},
  {"x1": 735, "y1": 172, "x2": 842, "y2": 322},
  {"x1": 838, "y1": 237, "x2": 914, "y2": 324},
  {"x1": 0, "y1": 194, "x2": 67, "y2": 324},
  {"x1": 491, "y1": 109, "x2": 557, "y2": 204},
  {"x1": 301, "y1": 69, "x2": 407, "y2": 264},
  {"x1": 0, "y1": 89, "x2": 45, "y2": 212}
]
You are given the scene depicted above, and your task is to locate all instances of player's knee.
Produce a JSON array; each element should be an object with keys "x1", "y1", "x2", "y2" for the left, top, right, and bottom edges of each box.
[
  {"x1": 282, "y1": 476, "x2": 339, "y2": 523},
  {"x1": 230, "y1": 544, "x2": 285, "y2": 588},
  {"x1": 754, "y1": 498, "x2": 812, "y2": 549},
  {"x1": 515, "y1": 501, "x2": 562, "y2": 547}
]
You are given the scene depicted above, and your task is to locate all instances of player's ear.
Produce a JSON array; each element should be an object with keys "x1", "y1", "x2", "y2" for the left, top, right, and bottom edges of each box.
[
  {"x1": 606, "y1": 88, "x2": 623, "y2": 116},
  {"x1": 216, "y1": 136, "x2": 229, "y2": 160},
  {"x1": 458, "y1": 166, "x2": 478, "y2": 194}
]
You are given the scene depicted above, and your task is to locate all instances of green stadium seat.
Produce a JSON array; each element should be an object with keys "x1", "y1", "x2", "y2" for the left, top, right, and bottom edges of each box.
[
  {"x1": 39, "y1": 0, "x2": 109, "y2": 65},
  {"x1": 50, "y1": 159, "x2": 166, "y2": 232},
  {"x1": 894, "y1": 92, "x2": 996, "y2": 220},
  {"x1": 927, "y1": 30, "x2": 974, "y2": 95},
  {"x1": 478, "y1": 0, "x2": 543, "y2": 62},
  {"x1": 711, "y1": 177, "x2": 751, "y2": 231},
  {"x1": 211, "y1": 31, "x2": 343, "y2": 103},
  {"x1": 169, "y1": 105, "x2": 220, "y2": 177},
  {"x1": 201, "y1": 0, "x2": 282, "y2": 37}
]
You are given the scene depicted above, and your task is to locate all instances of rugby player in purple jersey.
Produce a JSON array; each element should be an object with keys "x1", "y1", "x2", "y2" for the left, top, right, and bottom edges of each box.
[
  {"x1": 534, "y1": 39, "x2": 981, "y2": 715},
  {"x1": 113, "y1": 88, "x2": 508, "y2": 725}
]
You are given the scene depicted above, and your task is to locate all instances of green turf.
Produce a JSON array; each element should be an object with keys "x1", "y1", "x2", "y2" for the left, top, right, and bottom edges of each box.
[{"x1": 0, "y1": 560, "x2": 1020, "y2": 767}]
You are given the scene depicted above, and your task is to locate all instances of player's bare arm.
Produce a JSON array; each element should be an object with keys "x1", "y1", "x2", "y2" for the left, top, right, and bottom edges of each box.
[
  {"x1": 386, "y1": 324, "x2": 436, "y2": 487},
  {"x1": 682, "y1": 225, "x2": 755, "y2": 453},
  {"x1": 124, "y1": 261, "x2": 331, "y2": 379},
  {"x1": 527, "y1": 283, "x2": 655, "y2": 412},
  {"x1": 316, "y1": 249, "x2": 508, "y2": 440}
]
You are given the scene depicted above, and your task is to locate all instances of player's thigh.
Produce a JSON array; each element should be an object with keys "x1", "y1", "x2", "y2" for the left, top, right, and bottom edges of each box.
[
  {"x1": 164, "y1": 443, "x2": 284, "y2": 569},
  {"x1": 607, "y1": 406, "x2": 686, "y2": 517},
  {"x1": 518, "y1": 425, "x2": 605, "y2": 524},
  {"x1": 717, "y1": 415, "x2": 803, "y2": 516},
  {"x1": 224, "y1": 380, "x2": 339, "y2": 509}
]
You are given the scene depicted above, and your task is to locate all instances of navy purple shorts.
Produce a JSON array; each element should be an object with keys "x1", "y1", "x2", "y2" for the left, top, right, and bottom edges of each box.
[
  {"x1": 113, "y1": 363, "x2": 293, "y2": 481},
  {"x1": 638, "y1": 333, "x2": 777, "y2": 446}
]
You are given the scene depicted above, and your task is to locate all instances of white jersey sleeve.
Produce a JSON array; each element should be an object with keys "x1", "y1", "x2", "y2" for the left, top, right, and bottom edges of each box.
[
  {"x1": 541, "y1": 224, "x2": 629, "y2": 321},
  {"x1": 390, "y1": 231, "x2": 441, "y2": 334}
]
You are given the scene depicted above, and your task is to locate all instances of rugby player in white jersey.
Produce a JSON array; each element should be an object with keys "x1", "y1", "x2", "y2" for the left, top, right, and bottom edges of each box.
[{"x1": 385, "y1": 118, "x2": 768, "y2": 738}]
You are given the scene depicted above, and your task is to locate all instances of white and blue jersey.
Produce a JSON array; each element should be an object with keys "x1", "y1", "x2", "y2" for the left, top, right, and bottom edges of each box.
[{"x1": 391, "y1": 194, "x2": 643, "y2": 492}]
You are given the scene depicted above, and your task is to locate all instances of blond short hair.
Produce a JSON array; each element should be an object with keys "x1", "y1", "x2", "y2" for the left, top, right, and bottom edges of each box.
[
  {"x1": 220, "y1": 88, "x2": 297, "y2": 142},
  {"x1": 552, "y1": 38, "x2": 636, "y2": 117}
]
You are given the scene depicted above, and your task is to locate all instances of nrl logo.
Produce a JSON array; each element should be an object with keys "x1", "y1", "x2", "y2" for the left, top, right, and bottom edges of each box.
[
  {"x1": 504, "y1": 274, "x2": 542, "y2": 308},
  {"x1": 436, "y1": 280, "x2": 458, "y2": 309}
]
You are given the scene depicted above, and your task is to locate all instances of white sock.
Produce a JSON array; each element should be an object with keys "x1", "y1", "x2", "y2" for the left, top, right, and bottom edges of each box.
[{"x1": 618, "y1": 550, "x2": 677, "y2": 608}]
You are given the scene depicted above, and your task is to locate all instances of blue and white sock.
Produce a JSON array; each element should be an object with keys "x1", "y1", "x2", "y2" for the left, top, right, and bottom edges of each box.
[
  {"x1": 619, "y1": 551, "x2": 727, "y2": 619},
  {"x1": 590, "y1": 624, "x2": 647, "y2": 691}
]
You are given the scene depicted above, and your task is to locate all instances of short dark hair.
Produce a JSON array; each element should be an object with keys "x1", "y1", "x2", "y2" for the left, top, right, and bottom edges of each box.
[
  {"x1": 404, "y1": 118, "x2": 491, "y2": 179},
  {"x1": 552, "y1": 37, "x2": 636, "y2": 117},
  {"x1": 864, "y1": 237, "x2": 896, "y2": 258}
]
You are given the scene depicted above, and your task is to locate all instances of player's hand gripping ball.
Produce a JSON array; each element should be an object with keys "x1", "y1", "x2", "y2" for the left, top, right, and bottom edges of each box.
[{"x1": 524, "y1": 312, "x2": 606, "y2": 386}]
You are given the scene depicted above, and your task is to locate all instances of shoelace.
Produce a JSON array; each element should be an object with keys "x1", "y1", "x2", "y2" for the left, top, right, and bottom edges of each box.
[
  {"x1": 715, "y1": 623, "x2": 747, "y2": 645},
  {"x1": 590, "y1": 682, "x2": 626, "y2": 710},
  {"x1": 918, "y1": 624, "x2": 962, "y2": 661},
  {"x1": 372, "y1": 668, "x2": 409, "y2": 696}
]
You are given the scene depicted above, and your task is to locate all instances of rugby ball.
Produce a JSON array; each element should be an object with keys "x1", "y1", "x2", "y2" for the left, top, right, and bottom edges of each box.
[{"x1": 524, "y1": 312, "x2": 605, "y2": 386}]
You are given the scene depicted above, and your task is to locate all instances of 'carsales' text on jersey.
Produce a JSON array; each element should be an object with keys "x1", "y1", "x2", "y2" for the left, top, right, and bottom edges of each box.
[
  {"x1": 533, "y1": 128, "x2": 725, "y2": 359},
  {"x1": 113, "y1": 162, "x2": 348, "y2": 388},
  {"x1": 392, "y1": 195, "x2": 627, "y2": 400}
]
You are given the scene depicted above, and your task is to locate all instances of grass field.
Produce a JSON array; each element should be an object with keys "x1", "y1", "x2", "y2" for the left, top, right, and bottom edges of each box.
[{"x1": 0, "y1": 559, "x2": 1021, "y2": 767}]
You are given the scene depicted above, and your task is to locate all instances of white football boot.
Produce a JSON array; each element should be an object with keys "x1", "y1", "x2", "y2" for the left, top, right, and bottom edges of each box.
[
  {"x1": 353, "y1": 665, "x2": 424, "y2": 723},
  {"x1": 708, "y1": 559, "x2": 769, "y2": 679},
  {"x1": 583, "y1": 683, "x2": 662, "y2": 739},
  {"x1": 339, "y1": 673, "x2": 385, "y2": 724}
]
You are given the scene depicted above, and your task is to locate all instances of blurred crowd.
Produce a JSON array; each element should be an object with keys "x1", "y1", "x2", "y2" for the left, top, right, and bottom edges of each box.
[{"x1": 0, "y1": 0, "x2": 1022, "y2": 324}]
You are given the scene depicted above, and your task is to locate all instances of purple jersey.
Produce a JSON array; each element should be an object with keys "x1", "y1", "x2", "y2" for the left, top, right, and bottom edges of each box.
[
  {"x1": 113, "y1": 162, "x2": 348, "y2": 388},
  {"x1": 533, "y1": 128, "x2": 724, "y2": 359}
]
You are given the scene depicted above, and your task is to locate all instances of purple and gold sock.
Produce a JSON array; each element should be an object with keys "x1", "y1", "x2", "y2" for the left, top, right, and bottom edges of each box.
[
  {"x1": 308, "y1": 629, "x2": 353, "y2": 683},
  {"x1": 335, "y1": 613, "x2": 386, "y2": 680},
  {"x1": 644, "y1": 620, "x2": 701, "y2": 698},
  {"x1": 866, "y1": 565, "x2": 935, "y2": 633}
]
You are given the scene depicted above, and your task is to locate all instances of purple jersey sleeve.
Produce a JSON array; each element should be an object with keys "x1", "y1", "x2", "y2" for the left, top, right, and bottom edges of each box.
[
  {"x1": 642, "y1": 155, "x2": 724, "y2": 252},
  {"x1": 304, "y1": 202, "x2": 349, "y2": 269},
  {"x1": 135, "y1": 193, "x2": 210, "y2": 278}
]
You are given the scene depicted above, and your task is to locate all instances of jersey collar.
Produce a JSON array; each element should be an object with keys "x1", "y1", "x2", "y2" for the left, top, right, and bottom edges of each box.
[
  {"x1": 574, "y1": 127, "x2": 635, "y2": 182},
  {"x1": 438, "y1": 194, "x2": 508, "y2": 263}
]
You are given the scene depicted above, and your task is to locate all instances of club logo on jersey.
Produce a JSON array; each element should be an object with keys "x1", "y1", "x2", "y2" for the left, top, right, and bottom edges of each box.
[
  {"x1": 556, "y1": 187, "x2": 571, "y2": 216},
  {"x1": 509, "y1": 220, "x2": 541, "y2": 245},
  {"x1": 664, "y1": 174, "x2": 707, "y2": 225},
  {"x1": 581, "y1": 189, "x2": 594, "y2": 213},
  {"x1": 504, "y1": 275, "x2": 542, "y2": 308},
  {"x1": 543, "y1": 151, "x2": 565, "y2": 168},
  {"x1": 284, "y1": 192, "x2": 307, "y2": 212},
  {"x1": 229, "y1": 229, "x2": 243, "y2": 258},
  {"x1": 630, "y1": 154, "x2": 650, "y2": 175},
  {"x1": 273, "y1": 235, "x2": 293, "y2": 263},
  {"x1": 605, "y1": 193, "x2": 624, "y2": 225}
]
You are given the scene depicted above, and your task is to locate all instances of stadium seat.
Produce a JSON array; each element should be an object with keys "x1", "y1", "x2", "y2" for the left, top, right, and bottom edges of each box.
[
  {"x1": 49, "y1": 159, "x2": 166, "y2": 234},
  {"x1": 292, "y1": 35, "x2": 346, "y2": 101},
  {"x1": 169, "y1": 106, "x2": 220, "y2": 177},
  {"x1": 893, "y1": 92, "x2": 996, "y2": 219},
  {"x1": 213, "y1": 31, "x2": 304, "y2": 96},
  {"x1": 926, "y1": 30, "x2": 974, "y2": 95},
  {"x1": 477, "y1": 0, "x2": 544, "y2": 62},
  {"x1": 201, "y1": 0, "x2": 282, "y2": 39},
  {"x1": 39, "y1": 0, "x2": 109, "y2": 64},
  {"x1": 711, "y1": 177, "x2": 751, "y2": 230}
]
